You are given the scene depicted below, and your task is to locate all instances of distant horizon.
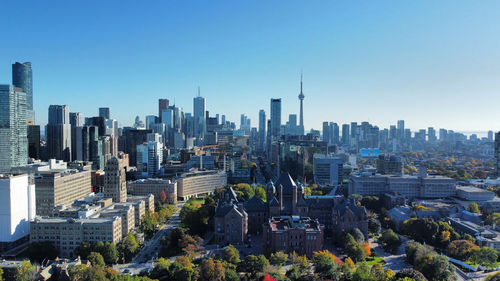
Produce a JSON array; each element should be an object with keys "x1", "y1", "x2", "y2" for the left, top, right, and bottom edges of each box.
[{"x1": 2, "y1": 1, "x2": 500, "y2": 132}]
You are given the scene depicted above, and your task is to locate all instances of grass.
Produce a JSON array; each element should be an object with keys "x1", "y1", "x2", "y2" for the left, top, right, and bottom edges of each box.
[
  {"x1": 186, "y1": 198, "x2": 205, "y2": 205},
  {"x1": 365, "y1": 255, "x2": 386, "y2": 266}
]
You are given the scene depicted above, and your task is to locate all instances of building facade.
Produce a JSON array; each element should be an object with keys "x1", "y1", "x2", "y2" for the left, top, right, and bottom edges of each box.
[
  {"x1": 104, "y1": 157, "x2": 127, "y2": 203},
  {"x1": 127, "y1": 179, "x2": 177, "y2": 204},
  {"x1": 30, "y1": 216, "x2": 122, "y2": 258},
  {"x1": 176, "y1": 170, "x2": 227, "y2": 200},
  {"x1": 0, "y1": 174, "x2": 35, "y2": 253},
  {"x1": 263, "y1": 216, "x2": 323, "y2": 256},
  {"x1": 0, "y1": 85, "x2": 27, "y2": 173}
]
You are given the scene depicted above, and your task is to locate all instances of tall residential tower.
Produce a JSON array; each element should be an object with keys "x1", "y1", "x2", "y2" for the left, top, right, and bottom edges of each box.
[{"x1": 0, "y1": 85, "x2": 27, "y2": 173}]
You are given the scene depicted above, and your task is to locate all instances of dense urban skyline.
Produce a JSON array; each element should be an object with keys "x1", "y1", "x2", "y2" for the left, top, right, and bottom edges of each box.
[{"x1": 1, "y1": 1, "x2": 500, "y2": 132}]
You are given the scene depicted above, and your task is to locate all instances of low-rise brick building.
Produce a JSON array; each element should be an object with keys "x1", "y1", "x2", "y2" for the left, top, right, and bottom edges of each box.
[{"x1": 263, "y1": 216, "x2": 324, "y2": 256}]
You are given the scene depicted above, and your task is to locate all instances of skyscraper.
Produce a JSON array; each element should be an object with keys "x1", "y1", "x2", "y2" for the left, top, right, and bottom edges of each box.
[
  {"x1": 495, "y1": 132, "x2": 500, "y2": 178},
  {"x1": 322, "y1": 122, "x2": 330, "y2": 143},
  {"x1": 99, "y1": 107, "x2": 110, "y2": 119},
  {"x1": 46, "y1": 105, "x2": 71, "y2": 161},
  {"x1": 12, "y1": 62, "x2": 33, "y2": 124},
  {"x1": 298, "y1": 73, "x2": 305, "y2": 135},
  {"x1": 397, "y1": 120, "x2": 405, "y2": 141},
  {"x1": 158, "y1": 99, "x2": 169, "y2": 122},
  {"x1": 258, "y1": 109, "x2": 266, "y2": 152},
  {"x1": 341, "y1": 124, "x2": 350, "y2": 145},
  {"x1": 104, "y1": 157, "x2": 127, "y2": 203},
  {"x1": 330, "y1": 122, "x2": 340, "y2": 145},
  {"x1": 70, "y1": 112, "x2": 84, "y2": 161},
  {"x1": 270, "y1": 98, "x2": 281, "y2": 139},
  {"x1": 193, "y1": 88, "x2": 206, "y2": 141},
  {"x1": 0, "y1": 85, "x2": 27, "y2": 173}
]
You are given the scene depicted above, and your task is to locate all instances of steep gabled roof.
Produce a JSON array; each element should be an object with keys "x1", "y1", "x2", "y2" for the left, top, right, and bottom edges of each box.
[
  {"x1": 269, "y1": 196, "x2": 280, "y2": 207},
  {"x1": 243, "y1": 195, "x2": 267, "y2": 212},
  {"x1": 274, "y1": 173, "x2": 297, "y2": 195},
  {"x1": 296, "y1": 196, "x2": 308, "y2": 207}
]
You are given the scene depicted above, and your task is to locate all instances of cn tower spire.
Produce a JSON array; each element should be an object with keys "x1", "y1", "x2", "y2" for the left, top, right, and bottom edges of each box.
[{"x1": 298, "y1": 71, "x2": 305, "y2": 134}]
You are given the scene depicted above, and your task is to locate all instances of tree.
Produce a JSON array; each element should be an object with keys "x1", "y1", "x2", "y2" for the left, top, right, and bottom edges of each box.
[
  {"x1": 69, "y1": 264, "x2": 88, "y2": 281},
  {"x1": 485, "y1": 212, "x2": 500, "y2": 226},
  {"x1": 239, "y1": 255, "x2": 269, "y2": 278},
  {"x1": 285, "y1": 265, "x2": 302, "y2": 281},
  {"x1": 394, "y1": 269, "x2": 428, "y2": 281},
  {"x1": 119, "y1": 233, "x2": 139, "y2": 262},
  {"x1": 407, "y1": 242, "x2": 456, "y2": 281},
  {"x1": 95, "y1": 241, "x2": 118, "y2": 264},
  {"x1": 150, "y1": 258, "x2": 170, "y2": 280},
  {"x1": 361, "y1": 242, "x2": 371, "y2": 257},
  {"x1": 468, "y1": 202, "x2": 480, "y2": 214},
  {"x1": 27, "y1": 241, "x2": 58, "y2": 263},
  {"x1": 486, "y1": 271, "x2": 500, "y2": 281},
  {"x1": 379, "y1": 229, "x2": 401, "y2": 254},
  {"x1": 470, "y1": 247, "x2": 498, "y2": 268},
  {"x1": 269, "y1": 251, "x2": 288, "y2": 267},
  {"x1": 160, "y1": 190, "x2": 167, "y2": 203},
  {"x1": 199, "y1": 258, "x2": 225, "y2": 281},
  {"x1": 140, "y1": 211, "x2": 159, "y2": 239},
  {"x1": 15, "y1": 261, "x2": 36, "y2": 281},
  {"x1": 368, "y1": 218, "x2": 381, "y2": 234},
  {"x1": 222, "y1": 244, "x2": 241, "y2": 265},
  {"x1": 255, "y1": 186, "x2": 267, "y2": 202},
  {"x1": 75, "y1": 241, "x2": 93, "y2": 259},
  {"x1": 361, "y1": 196, "x2": 381, "y2": 211},
  {"x1": 233, "y1": 183, "x2": 254, "y2": 200},
  {"x1": 446, "y1": 240, "x2": 479, "y2": 260},
  {"x1": 178, "y1": 234, "x2": 203, "y2": 256},
  {"x1": 401, "y1": 218, "x2": 439, "y2": 244},
  {"x1": 312, "y1": 250, "x2": 342, "y2": 280},
  {"x1": 225, "y1": 268, "x2": 240, "y2": 281},
  {"x1": 169, "y1": 261, "x2": 195, "y2": 281},
  {"x1": 343, "y1": 234, "x2": 366, "y2": 262},
  {"x1": 351, "y1": 228, "x2": 365, "y2": 243},
  {"x1": 88, "y1": 252, "x2": 106, "y2": 267},
  {"x1": 352, "y1": 263, "x2": 376, "y2": 281}
]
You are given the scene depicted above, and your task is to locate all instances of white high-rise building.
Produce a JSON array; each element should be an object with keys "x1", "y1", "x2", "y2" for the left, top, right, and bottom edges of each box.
[
  {"x1": 0, "y1": 174, "x2": 35, "y2": 250},
  {"x1": 136, "y1": 142, "x2": 163, "y2": 177}
]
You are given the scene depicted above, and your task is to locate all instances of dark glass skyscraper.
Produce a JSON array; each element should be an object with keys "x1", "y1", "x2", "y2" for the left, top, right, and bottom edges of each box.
[
  {"x1": 47, "y1": 105, "x2": 71, "y2": 161},
  {"x1": 12, "y1": 62, "x2": 33, "y2": 123}
]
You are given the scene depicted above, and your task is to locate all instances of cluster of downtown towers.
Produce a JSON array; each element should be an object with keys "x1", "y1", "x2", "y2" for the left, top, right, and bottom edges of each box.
[
  {"x1": 1, "y1": 61, "x2": 491, "y2": 174},
  {"x1": 0, "y1": 62, "x2": 309, "y2": 173}
]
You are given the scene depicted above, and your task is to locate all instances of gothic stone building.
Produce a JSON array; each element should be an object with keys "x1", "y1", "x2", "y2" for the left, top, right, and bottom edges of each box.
[{"x1": 214, "y1": 172, "x2": 368, "y2": 246}]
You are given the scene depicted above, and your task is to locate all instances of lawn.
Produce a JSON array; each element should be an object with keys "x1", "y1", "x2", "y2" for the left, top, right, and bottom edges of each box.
[{"x1": 365, "y1": 255, "x2": 386, "y2": 266}]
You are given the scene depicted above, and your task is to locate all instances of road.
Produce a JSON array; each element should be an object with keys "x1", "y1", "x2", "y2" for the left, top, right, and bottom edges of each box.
[
  {"x1": 114, "y1": 202, "x2": 185, "y2": 275},
  {"x1": 370, "y1": 234, "x2": 411, "y2": 272}
]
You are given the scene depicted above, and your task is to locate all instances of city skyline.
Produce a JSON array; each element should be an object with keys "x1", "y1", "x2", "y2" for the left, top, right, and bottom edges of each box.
[{"x1": 1, "y1": 1, "x2": 500, "y2": 132}]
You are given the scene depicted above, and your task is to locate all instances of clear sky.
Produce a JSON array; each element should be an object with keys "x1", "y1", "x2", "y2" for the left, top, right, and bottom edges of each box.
[{"x1": 1, "y1": 0, "x2": 499, "y2": 132}]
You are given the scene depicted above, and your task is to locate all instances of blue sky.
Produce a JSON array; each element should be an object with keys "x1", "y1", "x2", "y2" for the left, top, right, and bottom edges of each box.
[{"x1": 1, "y1": 0, "x2": 499, "y2": 132}]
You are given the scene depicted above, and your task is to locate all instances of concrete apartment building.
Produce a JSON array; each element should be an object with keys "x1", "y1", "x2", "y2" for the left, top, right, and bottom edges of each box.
[
  {"x1": 12, "y1": 160, "x2": 91, "y2": 216},
  {"x1": 30, "y1": 216, "x2": 122, "y2": 258},
  {"x1": 128, "y1": 178, "x2": 176, "y2": 203},
  {"x1": 127, "y1": 194, "x2": 155, "y2": 213},
  {"x1": 349, "y1": 169, "x2": 455, "y2": 199},
  {"x1": 263, "y1": 216, "x2": 324, "y2": 256},
  {"x1": 177, "y1": 170, "x2": 227, "y2": 200},
  {"x1": 99, "y1": 203, "x2": 135, "y2": 236}
]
